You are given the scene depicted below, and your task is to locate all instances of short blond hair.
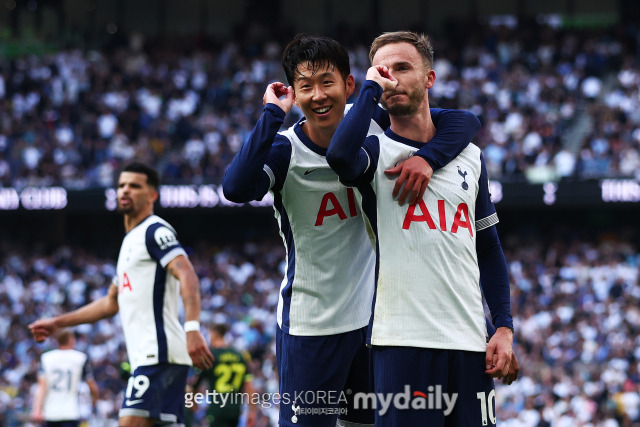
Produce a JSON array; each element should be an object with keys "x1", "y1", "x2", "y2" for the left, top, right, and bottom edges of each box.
[{"x1": 369, "y1": 31, "x2": 434, "y2": 70}]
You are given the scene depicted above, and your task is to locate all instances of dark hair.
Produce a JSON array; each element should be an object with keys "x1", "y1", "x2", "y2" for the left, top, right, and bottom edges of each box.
[
  {"x1": 282, "y1": 33, "x2": 351, "y2": 87},
  {"x1": 370, "y1": 31, "x2": 434, "y2": 70},
  {"x1": 122, "y1": 162, "x2": 160, "y2": 188},
  {"x1": 209, "y1": 323, "x2": 229, "y2": 338}
]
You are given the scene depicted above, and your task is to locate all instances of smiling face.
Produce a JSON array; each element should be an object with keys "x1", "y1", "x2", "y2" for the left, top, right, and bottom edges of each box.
[
  {"x1": 292, "y1": 61, "x2": 355, "y2": 146},
  {"x1": 117, "y1": 171, "x2": 157, "y2": 217},
  {"x1": 371, "y1": 42, "x2": 435, "y2": 117}
]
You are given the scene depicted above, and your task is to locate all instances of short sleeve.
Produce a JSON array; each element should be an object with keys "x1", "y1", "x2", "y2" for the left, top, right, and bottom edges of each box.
[{"x1": 145, "y1": 223, "x2": 188, "y2": 267}]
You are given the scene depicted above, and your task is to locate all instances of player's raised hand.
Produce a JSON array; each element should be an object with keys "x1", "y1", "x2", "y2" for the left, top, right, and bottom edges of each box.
[
  {"x1": 366, "y1": 65, "x2": 398, "y2": 92},
  {"x1": 384, "y1": 156, "x2": 433, "y2": 205},
  {"x1": 485, "y1": 327, "x2": 513, "y2": 378},
  {"x1": 263, "y1": 82, "x2": 294, "y2": 114},
  {"x1": 29, "y1": 318, "x2": 58, "y2": 343},
  {"x1": 186, "y1": 330, "x2": 215, "y2": 370}
]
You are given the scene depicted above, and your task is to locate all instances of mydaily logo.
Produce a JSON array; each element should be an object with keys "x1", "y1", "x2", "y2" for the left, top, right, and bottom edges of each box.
[{"x1": 354, "y1": 385, "x2": 458, "y2": 416}]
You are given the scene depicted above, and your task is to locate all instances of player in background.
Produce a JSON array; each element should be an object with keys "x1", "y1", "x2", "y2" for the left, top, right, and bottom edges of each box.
[
  {"x1": 32, "y1": 330, "x2": 99, "y2": 427},
  {"x1": 327, "y1": 31, "x2": 514, "y2": 426},
  {"x1": 29, "y1": 162, "x2": 214, "y2": 427},
  {"x1": 186, "y1": 324, "x2": 257, "y2": 427},
  {"x1": 222, "y1": 33, "x2": 480, "y2": 427}
]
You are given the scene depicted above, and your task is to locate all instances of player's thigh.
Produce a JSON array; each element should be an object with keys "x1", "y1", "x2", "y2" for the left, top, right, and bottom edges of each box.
[
  {"x1": 446, "y1": 350, "x2": 496, "y2": 427},
  {"x1": 119, "y1": 363, "x2": 190, "y2": 424},
  {"x1": 339, "y1": 328, "x2": 374, "y2": 425},
  {"x1": 372, "y1": 346, "x2": 451, "y2": 427},
  {"x1": 373, "y1": 347, "x2": 495, "y2": 427},
  {"x1": 277, "y1": 327, "x2": 364, "y2": 427}
]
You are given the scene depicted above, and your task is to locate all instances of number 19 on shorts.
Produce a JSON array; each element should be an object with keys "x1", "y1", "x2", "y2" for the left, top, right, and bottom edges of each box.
[{"x1": 476, "y1": 390, "x2": 496, "y2": 426}]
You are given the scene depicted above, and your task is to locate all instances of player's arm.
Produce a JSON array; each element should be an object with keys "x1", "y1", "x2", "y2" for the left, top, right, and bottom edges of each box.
[
  {"x1": 82, "y1": 357, "x2": 99, "y2": 406},
  {"x1": 475, "y1": 154, "x2": 513, "y2": 378},
  {"x1": 31, "y1": 374, "x2": 46, "y2": 422},
  {"x1": 29, "y1": 284, "x2": 119, "y2": 342},
  {"x1": 167, "y1": 255, "x2": 214, "y2": 370},
  {"x1": 243, "y1": 378, "x2": 259, "y2": 427},
  {"x1": 222, "y1": 83, "x2": 294, "y2": 202},
  {"x1": 387, "y1": 109, "x2": 480, "y2": 205},
  {"x1": 87, "y1": 378, "x2": 99, "y2": 406},
  {"x1": 327, "y1": 77, "x2": 390, "y2": 183}
]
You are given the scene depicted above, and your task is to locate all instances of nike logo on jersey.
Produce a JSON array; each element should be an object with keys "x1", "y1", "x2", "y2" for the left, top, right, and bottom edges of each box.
[
  {"x1": 304, "y1": 168, "x2": 319, "y2": 175},
  {"x1": 125, "y1": 398, "x2": 144, "y2": 406}
]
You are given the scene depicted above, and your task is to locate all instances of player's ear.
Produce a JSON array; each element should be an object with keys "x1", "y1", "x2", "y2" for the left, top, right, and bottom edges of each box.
[
  {"x1": 425, "y1": 69, "x2": 436, "y2": 90},
  {"x1": 293, "y1": 89, "x2": 300, "y2": 108},
  {"x1": 345, "y1": 74, "x2": 355, "y2": 98}
]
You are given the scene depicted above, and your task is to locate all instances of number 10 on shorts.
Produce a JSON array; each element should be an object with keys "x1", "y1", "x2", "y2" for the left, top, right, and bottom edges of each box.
[{"x1": 476, "y1": 390, "x2": 496, "y2": 426}]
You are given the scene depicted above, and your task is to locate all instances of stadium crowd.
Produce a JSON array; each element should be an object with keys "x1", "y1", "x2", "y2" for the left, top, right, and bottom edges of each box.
[
  {"x1": 0, "y1": 20, "x2": 639, "y2": 190},
  {"x1": 0, "y1": 224, "x2": 639, "y2": 426}
]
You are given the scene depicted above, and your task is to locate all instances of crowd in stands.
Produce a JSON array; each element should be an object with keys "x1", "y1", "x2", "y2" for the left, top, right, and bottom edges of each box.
[
  {"x1": 1, "y1": 223, "x2": 639, "y2": 426},
  {"x1": 0, "y1": 20, "x2": 639, "y2": 190}
]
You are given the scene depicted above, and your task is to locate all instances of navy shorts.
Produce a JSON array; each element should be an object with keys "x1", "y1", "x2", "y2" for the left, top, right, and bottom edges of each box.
[
  {"x1": 46, "y1": 422, "x2": 79, "y2": 427},
  {"x1": 119, "y1": 363, "x2": 190, "y2": 425},
  {"x1": 372, "y1": 347, "x2": 495, "y2": 427},
  {"x1": 277, "y1": 326, "x2": 373, "y2": 426}
]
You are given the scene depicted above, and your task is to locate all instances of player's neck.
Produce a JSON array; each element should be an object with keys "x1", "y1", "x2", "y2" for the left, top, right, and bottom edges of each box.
[
  {"x1": 389, "y1": 107, "x2": 435, "y2": 143},
  {"x1": 123, "y1": 210, "x2": 153, "y2": 233},
  {"x1": 301, "y1": 122, "x2": 333, "y2": 149}
]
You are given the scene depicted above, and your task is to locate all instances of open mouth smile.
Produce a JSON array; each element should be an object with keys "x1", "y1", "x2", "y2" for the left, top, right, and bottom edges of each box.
[{"x1": 313, "y1": 106, "x2": 332, "y2": 114}]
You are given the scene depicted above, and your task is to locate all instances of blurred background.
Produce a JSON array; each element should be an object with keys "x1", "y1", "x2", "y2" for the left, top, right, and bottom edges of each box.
[{"x1": 0, "y1": 0, "x2": 639, "y2": 425}]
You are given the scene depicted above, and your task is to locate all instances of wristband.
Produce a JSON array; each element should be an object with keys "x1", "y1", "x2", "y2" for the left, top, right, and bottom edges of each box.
[{"x1": 184, "y1": 320, "x2": 200, "y2": 333}]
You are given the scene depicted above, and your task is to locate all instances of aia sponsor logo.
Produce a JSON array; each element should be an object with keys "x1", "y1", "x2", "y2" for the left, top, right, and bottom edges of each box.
[{"x1": 403, "y1": 200, "x2": 473, "y2": 236}]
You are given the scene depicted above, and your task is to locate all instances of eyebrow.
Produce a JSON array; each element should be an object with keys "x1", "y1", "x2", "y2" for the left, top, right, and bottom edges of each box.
[
  {"x1": 393, "y1": 60, "x2": 414, "y2": 68},
  {"x1": 296, "y1": 71, "x2": 336, "y2": 82}
]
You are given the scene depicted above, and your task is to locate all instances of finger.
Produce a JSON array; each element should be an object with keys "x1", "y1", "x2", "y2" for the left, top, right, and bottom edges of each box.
[
  {"x1": 495, "y1": 355, "x2": 508, "y2": 377},
  {"x1": 408, "y1": 180, "x2": 421, "y2": 205},
  {"x1": 384, "y1": 165, "x2": 401, "y2": 175},
  {"x1": 485, "y1": 345, "x2": 495, "y2": 371},
  {"x1": 416, "y1": 180, "x2": 428, "y2": 204},
  {"x1": 392, "y1": 169, "x2": 409, "y2": 199},
  {"x1": 397, "y1": 176, "x2": 416, "y2": 205},
  {"x1": 204, "y1": 348, "x2": 215, "y2": 365}
]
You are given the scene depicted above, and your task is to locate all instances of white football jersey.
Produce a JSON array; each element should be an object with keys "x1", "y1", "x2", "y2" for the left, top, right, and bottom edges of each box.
[
  {"x1": 116, "y1": 215, "x2": 192, "y2": 370},
  {"x1": 268, "y1": 118, "x2": 383, "y2": 336},
  {"x1": 362, "y1": 135, "x2": 496, "y2": 351},
  {"x1": 40, "y1": 349, "x2": 92, "y2": 421}
]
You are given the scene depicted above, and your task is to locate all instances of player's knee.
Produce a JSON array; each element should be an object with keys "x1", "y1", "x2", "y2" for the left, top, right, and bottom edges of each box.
[{"x1": 118, "y1": 415, "x2": 155, "y2": 427}]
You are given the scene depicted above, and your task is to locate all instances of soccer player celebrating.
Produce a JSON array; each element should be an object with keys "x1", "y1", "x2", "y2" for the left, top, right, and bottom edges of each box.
[
  {"x1": 326, "y1": 31, "x2": 514, "y2": 426},
  {"x1": 30, "y1": 162, "x2": 214, "y2": 427},
  {"x1": 222, "y1": 33, "x2": 479, "y2": 427}
]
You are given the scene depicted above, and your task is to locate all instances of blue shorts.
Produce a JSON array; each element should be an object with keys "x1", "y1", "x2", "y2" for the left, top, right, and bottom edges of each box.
[
  {"x1": 119, "y1": 363, "x2": 190, "y2": 425},
  {"x1": 277, "y1": 326, "x2": 373, "y2": 426},
  {"x1": 372, "y1": 347, "x2": 495, "y2": 427}
]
